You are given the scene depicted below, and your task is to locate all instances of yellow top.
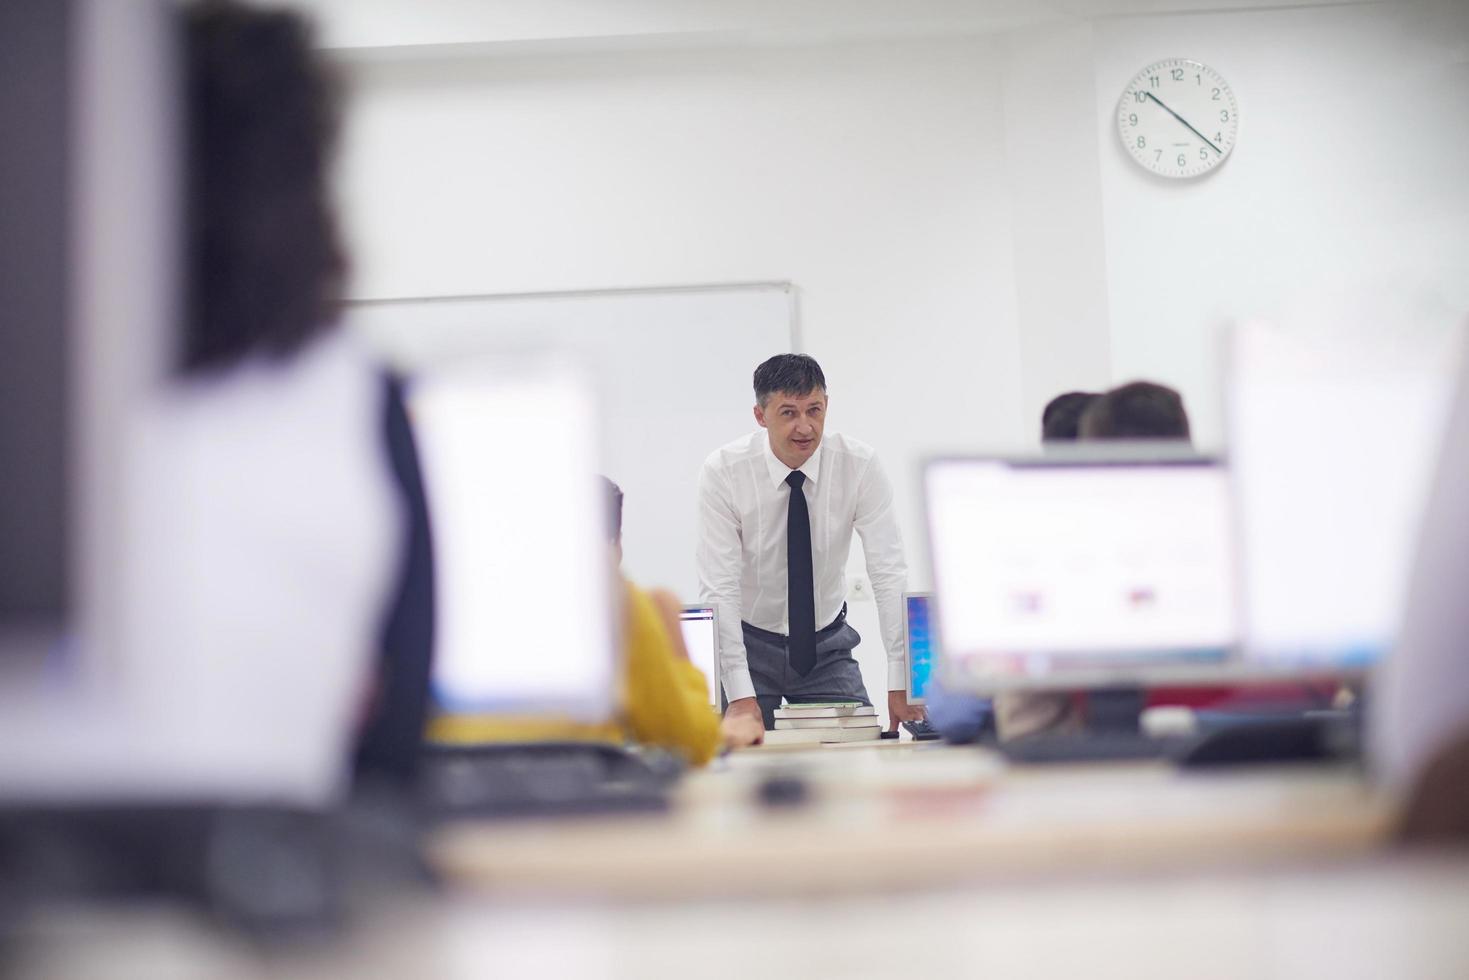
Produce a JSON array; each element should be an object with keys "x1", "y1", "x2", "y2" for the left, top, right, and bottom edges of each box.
[{"x1": 426, "y1": 581, "x2": 723, "y2": 767}]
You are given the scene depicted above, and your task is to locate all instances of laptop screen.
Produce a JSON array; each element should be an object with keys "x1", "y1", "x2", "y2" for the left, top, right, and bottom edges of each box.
[
  {"x1": 678, "y1": 605, "x2": 719, "y2": 706},
  {"x1": 925, "y1": 455, "x2": 1238, "y2": 691}
]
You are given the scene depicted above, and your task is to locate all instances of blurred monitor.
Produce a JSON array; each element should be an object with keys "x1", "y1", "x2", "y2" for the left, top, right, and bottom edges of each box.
[
  {"x1": 1, "y1": 0, "x2": 76, "y2": 659},
  {"x1": 410, "y1": 361, "x2": 616, "y2": 723},
  {"x1": 904, "y1": 592, "x2": 934, "y2": 704},
  {"x1": 0, "y1": 0, "x2": 175, "y2": 672},
  {"x1": 1229, "y1": 320, "x2": 1457, "y2": 671},
  {"x1": 925, "y1": 452, "x2": 1240, "y2": 692},
  {"x1": 678, "y1": 605, "x2": 720, "y2": 707}
]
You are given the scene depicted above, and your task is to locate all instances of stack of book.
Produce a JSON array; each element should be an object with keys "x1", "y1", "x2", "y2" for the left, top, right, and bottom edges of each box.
[{"x1": 763, "y1": 702, "x2": 882, "y2": 745}]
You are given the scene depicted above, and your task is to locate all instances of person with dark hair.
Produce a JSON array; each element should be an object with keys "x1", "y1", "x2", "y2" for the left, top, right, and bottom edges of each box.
[
  {"x1": 1041, "y1": 391, "x2": 1100, "y2": 442},
  {"x1": 182, "y1": 0, "x2": 346, "y2": 373},
  {"x1": 1078, "y1": 381, "x2": 1191, "y2": 441},
  {"x1": 696, "y1": 354, "x2": 921, "y2": 733},
  {"x1": 119, "y1": 0, "x2": 430, "y2": 802}
]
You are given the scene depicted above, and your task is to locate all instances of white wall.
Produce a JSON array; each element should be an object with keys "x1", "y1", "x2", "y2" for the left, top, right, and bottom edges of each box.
[
  {"x1": 1093, "y1": 1, "x2": 1469, "y2": 448},
  {"x1": 332, "y1": 0, "x2": 1469, "y2": 708}
]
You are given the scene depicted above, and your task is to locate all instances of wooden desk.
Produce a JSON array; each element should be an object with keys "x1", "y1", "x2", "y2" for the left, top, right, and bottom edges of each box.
[
  {"x1": 429, "y1": 747, "x2": 1395, "y2": 898},
  {"x1": 14, "y1": 751, "x2": 1463, "y2": 980}
]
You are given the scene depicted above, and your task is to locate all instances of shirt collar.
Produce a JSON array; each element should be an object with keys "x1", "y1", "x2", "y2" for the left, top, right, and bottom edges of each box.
[{"x1": 762, "y1": 430, "x2": 823, "y2": 490}]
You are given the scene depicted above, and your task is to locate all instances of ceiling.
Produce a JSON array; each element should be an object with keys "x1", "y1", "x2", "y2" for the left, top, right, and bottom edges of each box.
[{"x1": 289, "y1": 0, "x2": 1378, "y2": 55}]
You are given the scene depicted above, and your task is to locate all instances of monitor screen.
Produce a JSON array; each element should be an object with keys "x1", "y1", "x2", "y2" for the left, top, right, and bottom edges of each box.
[
  {"x1": 925, "y1": 455, "x2": 1238, "y2": 691},
  {"x1": 1229, "y1": 321, "x2": 1456, "y2": 670},
  {"x1": 905, "y1": 593, "x2": 934, "y2": 703},
  {"x1": 678, "y1": 605, "x2": 719, "y2": 707},
  {"x1": 411, "y1": 362, "x2": 616, "y2": 721}
]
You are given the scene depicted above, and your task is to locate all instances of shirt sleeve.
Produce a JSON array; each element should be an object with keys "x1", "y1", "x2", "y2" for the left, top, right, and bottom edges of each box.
[
  {"x1": 695, "y1": 459, "x2": 755, "y2": 702},
  {"x1": 853, "y1": 453, "x2": 909, "y2": 692}
]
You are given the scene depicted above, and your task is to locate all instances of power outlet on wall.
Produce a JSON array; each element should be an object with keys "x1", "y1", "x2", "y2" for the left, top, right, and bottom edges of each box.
[{"x1": 847, "y1": 576, "x2": 872, "y2": 603}]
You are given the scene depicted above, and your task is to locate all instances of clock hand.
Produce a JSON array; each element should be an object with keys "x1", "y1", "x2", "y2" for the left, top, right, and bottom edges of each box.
[{"x1": 1144, "y1": 91, "x2": 1223, "y2": 155}]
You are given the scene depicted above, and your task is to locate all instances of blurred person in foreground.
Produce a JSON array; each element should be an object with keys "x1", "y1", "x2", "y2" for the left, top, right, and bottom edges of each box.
[
  {"x1": 429, "y1": 478, "x2": 762, "y2": 763},
  {"x1": 117, "y1": 0, "x2": 431, "y2": 804}
]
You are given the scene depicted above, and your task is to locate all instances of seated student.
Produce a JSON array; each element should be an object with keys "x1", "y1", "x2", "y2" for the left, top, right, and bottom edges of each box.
[
  {"x1": 1041, "y1": 390, "x2": 1101, "y2": 442},
  {"x1": 429, "y1": 478, "x2": 762, "y2": 764},
  {"x1": 1077, "y1": 381, "x2": 1190, "y2": 441}
]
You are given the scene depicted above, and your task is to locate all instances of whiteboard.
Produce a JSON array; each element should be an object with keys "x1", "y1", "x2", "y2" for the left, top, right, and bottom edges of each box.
[{"x1": 348, "y1": 283, "x2": 795, "y2": 599}]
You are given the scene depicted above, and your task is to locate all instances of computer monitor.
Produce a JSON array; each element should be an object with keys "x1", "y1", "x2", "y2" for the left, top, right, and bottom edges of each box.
[
  {"x1": 410, "y1": 360, "x2": 617, "y2": 723},
  {"x1": 924, "y1": 451, "x2": 1240, "y2": 692},
  {"x1": 1, "y1": 0, "x2": 177, "y2": 670},
  {"x1": 903, "y1": 592, "x2": 935, "y2": 705},
  {"x1": 678, "y1": 605, "x2": 720, "y2": 707},
  {"x1": 1228, "y1": 320, "x2": 1456, "y2": 671}
]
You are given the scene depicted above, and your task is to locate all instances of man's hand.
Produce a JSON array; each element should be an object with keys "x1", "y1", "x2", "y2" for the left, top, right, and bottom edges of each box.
[
  {"x1": 724, "y1": 696, "x2": 765, "y2": 745},
  {"x1": 720, "y1": 712, "x2": 764, "y2": 749},
  {"x1": 887, "y1": 689, "x2": 926, "y2": 732}
]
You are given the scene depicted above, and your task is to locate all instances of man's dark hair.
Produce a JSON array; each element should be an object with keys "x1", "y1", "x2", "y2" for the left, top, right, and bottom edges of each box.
[
  {"x1": 753, "y1": 354, "x2": 826, "y2": 407},
  {"x1": 599, "y1": 475, "x2": 623, "y2": 544},
  {"x1": 182, "y1": 0, "x2": 345, "y2": 374},
  {"x1": 1041, "y1": 391, "x2": 1099, "y2": 442},
  {"x1": 1078, "y1": 381, "x2": 1192, "y2": 442}
]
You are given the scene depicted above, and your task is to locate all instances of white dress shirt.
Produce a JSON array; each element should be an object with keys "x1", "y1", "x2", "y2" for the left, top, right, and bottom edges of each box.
[{"x1": 696, "y1": 429, "x2": 908, "y2": 702}]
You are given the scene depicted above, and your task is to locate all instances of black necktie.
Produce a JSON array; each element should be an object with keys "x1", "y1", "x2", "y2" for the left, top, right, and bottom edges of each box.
[{"x1": 785, "y1": 471, "x2": 817, "y2": 676}]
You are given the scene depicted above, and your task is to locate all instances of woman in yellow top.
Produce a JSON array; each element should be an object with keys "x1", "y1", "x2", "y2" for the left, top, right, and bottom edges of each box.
[{"x1": 428, "y1": 478, "x2": 762, "y2": 763}]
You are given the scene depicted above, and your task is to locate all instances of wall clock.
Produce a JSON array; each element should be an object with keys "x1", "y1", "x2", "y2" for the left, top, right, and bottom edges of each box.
[{"x1": 1118, "y1": 59, "x2": 1238, "y2": 178}]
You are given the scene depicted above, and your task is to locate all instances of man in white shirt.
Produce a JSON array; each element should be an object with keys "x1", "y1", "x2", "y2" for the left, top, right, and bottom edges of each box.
[{"x1": 696, "y1": 354, "x2": 926, "y2": 733}]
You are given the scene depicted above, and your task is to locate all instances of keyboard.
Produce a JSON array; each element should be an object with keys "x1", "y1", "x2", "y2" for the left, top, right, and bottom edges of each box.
[
  {"x1": 902, "y1": 718, "x2": 942, "y2": 741},
  {"x1": 420, "y1": 742, "x2": 675, "y2": 819}
]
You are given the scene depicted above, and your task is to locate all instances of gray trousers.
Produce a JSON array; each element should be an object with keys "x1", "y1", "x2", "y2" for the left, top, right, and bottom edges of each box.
[{"x1": 741, "y1": 608, "x2": 871, "y2": 730}]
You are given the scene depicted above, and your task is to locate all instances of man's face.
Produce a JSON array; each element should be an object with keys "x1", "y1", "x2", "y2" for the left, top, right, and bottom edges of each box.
[{"x1": 754, "y1": 388, "x2": 828, "y2": 469}]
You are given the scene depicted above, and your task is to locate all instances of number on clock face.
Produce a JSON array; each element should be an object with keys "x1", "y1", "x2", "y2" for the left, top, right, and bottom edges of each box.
[{"x1": 1118, "y1": 59, "x2": 1238, "y2": 179}]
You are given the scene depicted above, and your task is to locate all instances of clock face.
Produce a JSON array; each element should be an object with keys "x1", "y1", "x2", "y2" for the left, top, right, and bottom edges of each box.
[{"x1": 1118, "y1": 59, "x2": 1238, "y2": 179}]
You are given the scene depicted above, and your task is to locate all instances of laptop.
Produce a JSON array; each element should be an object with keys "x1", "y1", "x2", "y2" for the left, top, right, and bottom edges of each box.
[{"x1": 678, "y1": 605, "x2": 721, "y2": 707}]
